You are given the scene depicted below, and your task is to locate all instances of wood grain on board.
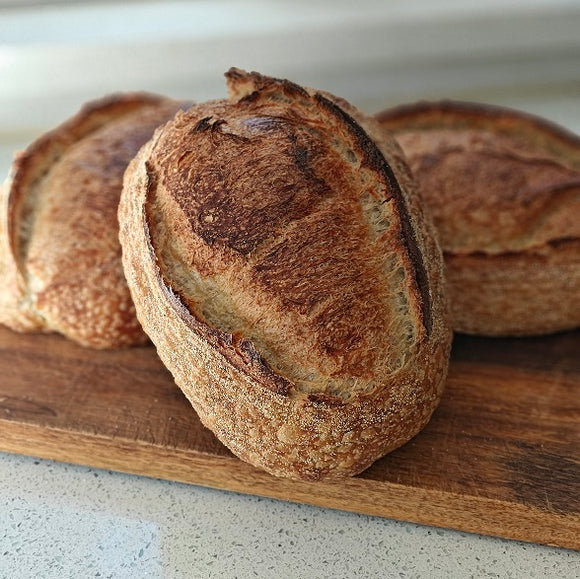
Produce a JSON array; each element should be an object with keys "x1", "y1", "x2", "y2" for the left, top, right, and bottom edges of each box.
[{"x1": 0, "y1": 326, "x2": 578, "y2": 549}]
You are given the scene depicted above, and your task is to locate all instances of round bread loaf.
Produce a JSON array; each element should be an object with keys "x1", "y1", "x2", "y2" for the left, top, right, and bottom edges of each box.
[
  {"x1": 0, "y1": 93, "x2": 189, "y2": 348},
  {"x1": 119, "y1": 69, "x2": 452, "y2": 480},
  {"x1": 376, "y1": 101, "x2": 580, "y2": 336}
]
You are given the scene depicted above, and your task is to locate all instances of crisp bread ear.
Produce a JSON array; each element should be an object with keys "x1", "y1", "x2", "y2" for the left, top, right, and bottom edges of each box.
[
  {"x1": 225, "y1": 68, "x2": 432, "y2": 340},
  {"x1": 225, "y1": 67, "x2": 310, "y2": 103}
]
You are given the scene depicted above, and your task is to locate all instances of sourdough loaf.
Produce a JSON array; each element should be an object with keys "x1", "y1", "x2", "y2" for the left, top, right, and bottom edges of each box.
[
  {"x1": 0, "y1": 93, "x2": 189, "y2": 347},
  {"x1": 376, "y1": 100, "x2": 580, "y2": 336},
  {"x1": 119, "y1": 69, "x2": 451, "y2": 480}
]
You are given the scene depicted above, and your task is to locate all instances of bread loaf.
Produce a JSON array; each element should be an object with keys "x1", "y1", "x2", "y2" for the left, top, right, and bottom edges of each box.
[
  {"x1": 0, "y1": 93, "x2": 189, "y2": 348},
  {"x1": 119, "y1": 69, "x2": 451, "y2": 480},
  {"x1": 376, "y1": 100, "x2": 580, "y2": 336}
]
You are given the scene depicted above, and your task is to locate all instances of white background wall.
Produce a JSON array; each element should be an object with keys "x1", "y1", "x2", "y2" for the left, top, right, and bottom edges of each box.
[{"x1": 1, "y1": 0, "x2": 580, "y2": 175}]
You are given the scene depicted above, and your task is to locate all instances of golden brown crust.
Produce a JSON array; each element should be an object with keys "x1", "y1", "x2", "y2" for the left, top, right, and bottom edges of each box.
[
  {"x1": 0, "y1": 93, "x2": 190, "y2": 348},
  {"x1": 376, "y1": 100, "x2": 580, "y2": 336},
  {"x1": 376, "y1": 100, "x2": 580, "y2": 162},
  {"x1": 120, "y1": 69, "x2": 451, "y2": 480},
  {"x1": 447, "y1": 239, "x2": 580, "y2": 336}
]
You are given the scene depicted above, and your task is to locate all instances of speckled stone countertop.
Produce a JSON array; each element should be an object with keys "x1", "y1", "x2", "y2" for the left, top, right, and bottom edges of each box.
[{"x1": 0, "y1": 452, "x2": 577, "y2": 578}]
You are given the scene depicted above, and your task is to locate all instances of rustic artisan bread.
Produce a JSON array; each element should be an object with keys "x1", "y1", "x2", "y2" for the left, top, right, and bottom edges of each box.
[
  {"x1": 0, "y1": 93, "x2": 189, "y2": 348},
  {"x1": 376, "y1": 100, "x2": 580, "y2": 336},
  {"x1": 119, "y1": 69, "x2": 451, "y2": 481}
]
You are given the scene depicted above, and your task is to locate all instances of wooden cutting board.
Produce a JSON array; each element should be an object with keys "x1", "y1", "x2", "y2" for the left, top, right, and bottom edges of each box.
[{"x1": 0, "y1": 326, "x2": 578, "y2": 549}]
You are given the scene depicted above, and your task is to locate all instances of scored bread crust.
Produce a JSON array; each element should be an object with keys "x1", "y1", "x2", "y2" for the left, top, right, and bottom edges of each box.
[
  {"x1": 0, "y1": 93, "x2": 190, "y2": 348},
  {"x1": 120, "y1": 69, "x2": 451, "y2": 481},
  {"x1": 376, "y1": 100, "x2": 580, "y2": 336}
]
